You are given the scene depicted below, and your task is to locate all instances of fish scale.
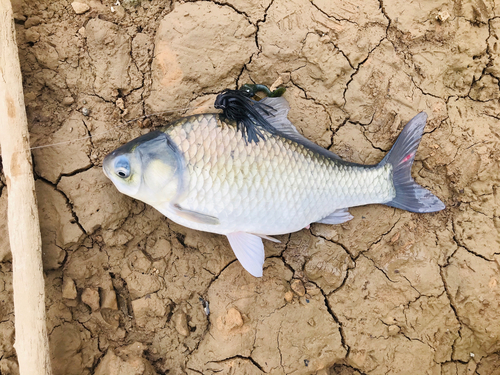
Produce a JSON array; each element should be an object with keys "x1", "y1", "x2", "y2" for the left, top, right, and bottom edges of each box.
[{"x1": 162, "y1": 113, "x2": 394, "y2": 235}]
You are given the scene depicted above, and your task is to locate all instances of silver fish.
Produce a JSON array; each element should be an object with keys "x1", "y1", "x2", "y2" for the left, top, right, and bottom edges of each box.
[{"x1": 103, "y1": 97, "x2": 444, "y2": 277}]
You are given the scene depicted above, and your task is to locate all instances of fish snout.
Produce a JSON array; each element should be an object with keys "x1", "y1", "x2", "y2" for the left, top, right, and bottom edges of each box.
[{"x1": 102, "y1": 152, "x2": 115, "y2": 179}]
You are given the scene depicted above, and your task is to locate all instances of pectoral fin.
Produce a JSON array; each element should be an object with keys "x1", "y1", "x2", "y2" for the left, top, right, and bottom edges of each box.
[
  {"x1": 315, "y1": 208, "x2": 354, "y2": 224},
  {"x1": 226, "y1": 232, "x2": 265, "y2": 277},
  {"x1": 172, "y1": 204, "x2": 220, "y2": 225}
]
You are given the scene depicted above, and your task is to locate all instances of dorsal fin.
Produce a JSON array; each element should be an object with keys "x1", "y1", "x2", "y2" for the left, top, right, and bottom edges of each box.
[
  {"x1": 256, "y1": 97, "x2": 343, "y2": 161},
  {"x1": 214, "y1": 90, "x2": 345, "y2": 162}
]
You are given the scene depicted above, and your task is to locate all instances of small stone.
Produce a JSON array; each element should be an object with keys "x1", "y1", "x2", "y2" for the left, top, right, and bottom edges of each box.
[
  {"x1": 269, "y1": 76, "x2": 285, "y2": 92},
  {"x1": 303, "y1": 282, "x2": 319, "y2": 294},
  {"x1": 62, "y1": 277, "x2": 77, "y2": 299},
  {"x1": 172, "y1": 311, "x2": 189, "y2": 336},
  {"x1": 63, "y1": 299, "x2": 78, "y2": 307},
  {"x1": 111, "y1": 5, "x2": 126, "y2": 19},
  {"x1": 284, "y1": 291, "x2": 294, "y2": 302},
  {"x1": 81, "y1": 107, "x2": 90, "y2": 116},
  {"x1": 24, "y1": 92, "x2": 37, "y2": 102},
  {"x1": 388, "y1": 325, "x2": 400, "y2": 336},
  {"x1": 78, "y1": 27, "x2": 86, "y2": 37},
  {"x1": 436, "y1": 10, "x2": 450, "y2": 22},
  {"x1": 140, "y1": 118, "x2": 151, "y2": 128},
  {"x1": 13, "y1": 13, "x2": 26, "y2": 22},
  {"x1": 24, "y1": 16, "x2": 42, "y2": 29},
  {"x1": 62, "y1": 97, "x2": 74, "y2": 106},
  {"x1": 100, "y1": 289, "x2": 118, "y2": 310},
  {"x1": 24, "y1": 29, "x2": 40, "y2": 43},
  {"x1": 224, "y1": 307, "x2": 243, "y2": 330},
  {"x1": 291, "y1": 279, "x2": 306, "y2": 297},
  {"x1": 81, "y1": 288, "x2": 100, "y2": 312},
  {"x1": 116, "y1": 98, "x2": 125, "y2": 111},
  {"x1": 71, "y1": 2, "x2": 90, "y2": 14}
]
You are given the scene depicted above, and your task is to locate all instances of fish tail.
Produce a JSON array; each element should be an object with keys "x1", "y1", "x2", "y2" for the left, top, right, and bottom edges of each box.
[{"x1": 380, "y1": 112, "x2": 445, "y2": 213}]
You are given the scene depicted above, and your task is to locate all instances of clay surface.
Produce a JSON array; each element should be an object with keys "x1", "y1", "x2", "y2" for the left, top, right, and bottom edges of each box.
[{"x1": 1, "y1": 0, "x2": 500, "y2": 374}]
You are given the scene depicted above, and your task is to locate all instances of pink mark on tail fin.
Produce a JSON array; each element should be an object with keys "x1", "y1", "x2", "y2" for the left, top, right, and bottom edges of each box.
[
  {"x1": 304, "y1": 224, "x2": 310, "y2": 230},
  {"x1": 400, "y1": 152, "x2": 415, "y2": 164}
]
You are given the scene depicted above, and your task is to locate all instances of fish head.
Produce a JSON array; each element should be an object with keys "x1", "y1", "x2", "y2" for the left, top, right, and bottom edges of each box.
[{"x1": 103, "y1": 130, "x2": 183, "y2": 205}]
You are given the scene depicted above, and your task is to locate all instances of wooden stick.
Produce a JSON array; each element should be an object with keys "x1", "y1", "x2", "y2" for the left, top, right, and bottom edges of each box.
[{"x1": 0, "y1": 1, "x2": 53, "y2": 374}]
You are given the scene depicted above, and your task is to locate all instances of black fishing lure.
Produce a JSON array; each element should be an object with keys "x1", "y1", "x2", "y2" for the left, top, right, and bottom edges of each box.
[{"x1": 214, "y1": 84, "x2": 285, "y2": 144}]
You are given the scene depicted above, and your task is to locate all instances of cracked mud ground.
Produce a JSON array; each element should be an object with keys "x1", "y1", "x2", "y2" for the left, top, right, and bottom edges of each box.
[{"x1": 0, "y1": 0, "x2": 500, "y2": 374}]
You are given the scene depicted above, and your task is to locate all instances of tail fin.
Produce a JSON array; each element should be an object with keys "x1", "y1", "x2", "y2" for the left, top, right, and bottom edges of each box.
[{"x1": 380, "y1": 112, "x2": 445, "y2": 213}]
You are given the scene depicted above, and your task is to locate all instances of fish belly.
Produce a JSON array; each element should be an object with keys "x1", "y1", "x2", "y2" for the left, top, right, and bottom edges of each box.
[{"x1": 162, "y1": 114, "x2": 395, "y2": 235}]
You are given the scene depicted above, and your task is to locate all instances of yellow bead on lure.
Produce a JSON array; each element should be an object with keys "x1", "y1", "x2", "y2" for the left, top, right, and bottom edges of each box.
[{"x1": 103, "y1": 91, "x2": 444, "y2": 277}]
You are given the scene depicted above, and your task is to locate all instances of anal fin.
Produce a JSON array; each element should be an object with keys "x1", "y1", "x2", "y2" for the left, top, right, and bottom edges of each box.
[{"x1": 315, "y1": 208, "x2": 354, "y2": 225}]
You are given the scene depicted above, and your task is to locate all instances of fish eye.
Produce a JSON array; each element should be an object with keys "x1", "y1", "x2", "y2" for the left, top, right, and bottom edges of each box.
[
  {"x1": 114, "y1": 158, "x2": 131, "y2": 179},
  {"x1": 116, "y1": 167, "x2": 129, "y2": 178}
]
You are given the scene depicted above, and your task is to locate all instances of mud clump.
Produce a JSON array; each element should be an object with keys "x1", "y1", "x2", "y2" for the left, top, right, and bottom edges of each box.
[{"x1": 0, "y1": 0, "x2": 499, "y2": 374}]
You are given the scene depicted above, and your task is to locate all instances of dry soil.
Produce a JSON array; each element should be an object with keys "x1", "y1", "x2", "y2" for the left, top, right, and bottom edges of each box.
[{"x1": 0, "y1": 0, "x2": 500, "y2": 374}]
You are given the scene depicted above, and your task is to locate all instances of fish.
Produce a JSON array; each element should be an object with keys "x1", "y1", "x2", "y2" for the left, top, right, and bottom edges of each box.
[{"x1": 103, "y1": 93, "x2": 445, "y2": 277}]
